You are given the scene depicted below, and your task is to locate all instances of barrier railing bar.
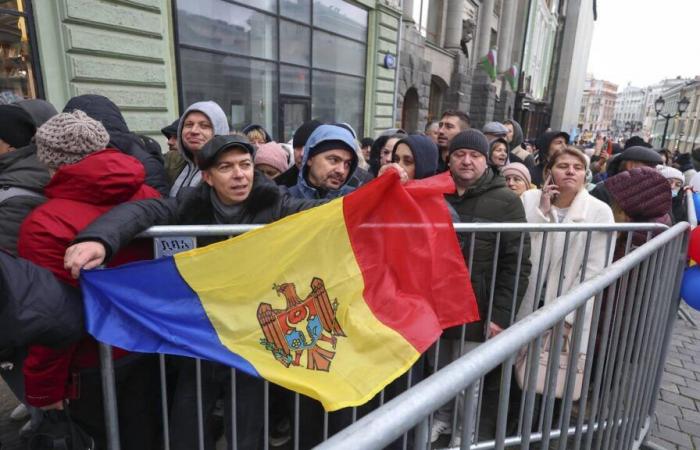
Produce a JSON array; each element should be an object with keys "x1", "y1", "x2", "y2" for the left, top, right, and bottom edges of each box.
[{"x1": 315, "y1": 223, "x2": 690, "y2": 450}]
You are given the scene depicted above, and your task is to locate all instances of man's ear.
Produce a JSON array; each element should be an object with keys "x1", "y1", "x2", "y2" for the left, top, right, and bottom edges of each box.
[
  {"x1": 306, "y1": 155, "x2": 314, "y2": 167},
  {"x1": 201, "y1": 170, "x2": 214, "y2": 187}
]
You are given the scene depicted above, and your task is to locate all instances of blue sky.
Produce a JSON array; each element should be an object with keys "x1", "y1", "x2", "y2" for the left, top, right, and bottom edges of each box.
[{"x1": 587, "y1": 0, "x2": 700, "y2": 89}]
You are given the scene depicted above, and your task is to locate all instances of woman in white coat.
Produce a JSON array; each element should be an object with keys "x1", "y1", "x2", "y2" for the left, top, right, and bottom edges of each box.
[{"x1": 516, "y1": 146, "x2": 615, "y2": 357}]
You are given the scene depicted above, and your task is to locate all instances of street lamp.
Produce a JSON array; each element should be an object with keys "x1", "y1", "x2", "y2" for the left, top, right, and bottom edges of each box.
[{"x1": 654, "y1": 95, "x2": 690, "y2": 149}]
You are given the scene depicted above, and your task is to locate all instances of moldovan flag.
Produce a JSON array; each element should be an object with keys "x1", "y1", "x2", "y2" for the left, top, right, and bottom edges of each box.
[{"x1": 80, "y1": 171, "x2": 479, "y2": 411}]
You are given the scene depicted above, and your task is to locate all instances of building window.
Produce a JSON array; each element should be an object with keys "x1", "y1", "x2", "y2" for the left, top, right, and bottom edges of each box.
[
  {"x1": 412, "y1": 0, "x2": 441, "y2": 44},
  {"x1": 0, "y1": 0, "x2": 40, "y2": 102},
  {"x1": 175, "y1": 0, "x2": 367, "y2": 139}
]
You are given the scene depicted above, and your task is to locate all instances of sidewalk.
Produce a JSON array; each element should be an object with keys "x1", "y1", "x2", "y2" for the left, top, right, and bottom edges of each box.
[{"x1": 648, "y1": 305, "x2": 700, "y2": 450}]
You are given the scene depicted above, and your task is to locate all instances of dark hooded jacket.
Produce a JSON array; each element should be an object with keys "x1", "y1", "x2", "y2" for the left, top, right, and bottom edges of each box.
[
  {"x1": 369, "y1": 128, "x2": 406, "y2": 176},
  {"x1": 242, "y1": 124, "x2": 273, "y2": 143},
  {"x1": 0, "y1": 146, "x2": 49, "y2": 255},
  {"x1": 393, "y1": 134, "x2": 439, "y2": 179},
  {"x1": 288, "y1": 125, "x2": 359, "y2": 200},
  {"x1": 75, "y1": 172, "x2": 325, "y2": 256},
  {"x1": 446, "y1": 168, "x2": 531, "y2": 341},
  {"x1": 505, "y1": 119, "x2": 536, "y2": 173},
  {"x1": 63, "y1": 95, "x2": 170, "y2": 196},
  {"x1": 531, "y1": 131, "x2": 570, "y2": 187},
  {"x1": 0, "y1": 100, "x2": 55, "y2": 255}
]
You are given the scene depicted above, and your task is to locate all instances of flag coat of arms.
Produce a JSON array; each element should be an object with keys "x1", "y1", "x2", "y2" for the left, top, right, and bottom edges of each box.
[{"x1": 80, "y1": 171, "x2": 479, "y2": 410}]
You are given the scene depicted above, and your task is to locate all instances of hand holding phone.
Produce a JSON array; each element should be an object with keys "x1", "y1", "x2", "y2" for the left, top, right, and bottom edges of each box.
[{"x1": 539, "y1": 175, "x2": 560, "y2": 216}]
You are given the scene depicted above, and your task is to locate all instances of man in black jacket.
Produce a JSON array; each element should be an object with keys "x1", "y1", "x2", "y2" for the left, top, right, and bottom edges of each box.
[
  {"x1": 432, "y1": 129, "x2": 531, "y2": 445},
  {"x1": 64, "y1": 134, "x2": 325, "y2": 450}
]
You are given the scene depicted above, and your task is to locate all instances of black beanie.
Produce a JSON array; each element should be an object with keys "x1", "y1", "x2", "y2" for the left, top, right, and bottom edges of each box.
[
  {"x1": 308, "y1": 139, "x2": 355, "y2": 159},
  {"x1": 0, "y1": 105, "x2": 36, "y2": 148},
  {"x1": 161, "y1": 119, "x2": 179, "y2": 138},
  {"x1": 624, "y1": 135, "x2": 651, "y2": 150},
  {"x1": 448, "y1": 129, "x2": 490, "y2": 158},
  {"x1": 293, "y1": 120, "x2": 322, "y2": 148}
]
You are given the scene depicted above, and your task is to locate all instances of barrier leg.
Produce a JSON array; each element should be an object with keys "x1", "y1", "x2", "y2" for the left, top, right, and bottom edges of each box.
[{"x1": 99, "y1": 343, "x2": 121, "y2": 450}]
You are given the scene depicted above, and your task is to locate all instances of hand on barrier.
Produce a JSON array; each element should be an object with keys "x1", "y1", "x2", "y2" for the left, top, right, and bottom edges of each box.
[
  {"x1": 487, "y1": 321, "x2": 503, "y2": 338},
  {"x1": 64, "y1": 242, "x2": 107, "y2": 279}
]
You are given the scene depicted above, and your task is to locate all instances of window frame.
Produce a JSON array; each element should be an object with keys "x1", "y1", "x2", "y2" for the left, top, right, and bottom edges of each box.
[
  {"x1": 171, "y1": 0, "x2": 367, "y2": 137},
  {"x1": 0, "y1": 0, "x2": 44, "y2": 100}
]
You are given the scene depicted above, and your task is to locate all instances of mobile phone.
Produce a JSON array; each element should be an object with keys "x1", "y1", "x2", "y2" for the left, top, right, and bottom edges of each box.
[{"x1": 606, "y1": 141, "x2": 613, "y2": 155}]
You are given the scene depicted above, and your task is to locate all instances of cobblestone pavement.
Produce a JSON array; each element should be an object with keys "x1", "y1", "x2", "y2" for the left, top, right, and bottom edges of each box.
[
  {"x1": 0, "y1": 379, "x2": 24, "y2": 449},
  {"x1": 648, "y1": 306, "x2": 700, "y2": 450}
]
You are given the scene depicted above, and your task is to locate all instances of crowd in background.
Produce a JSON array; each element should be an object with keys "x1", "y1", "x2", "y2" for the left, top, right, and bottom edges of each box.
[{"x1": 0, "y1": 93, "x2": 690, "y2": 449}]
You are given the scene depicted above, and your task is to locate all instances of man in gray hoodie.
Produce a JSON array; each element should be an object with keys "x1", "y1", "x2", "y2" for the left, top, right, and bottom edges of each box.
[{"x1": 169, "y1": 101, "x2": 229, "y2": 197}]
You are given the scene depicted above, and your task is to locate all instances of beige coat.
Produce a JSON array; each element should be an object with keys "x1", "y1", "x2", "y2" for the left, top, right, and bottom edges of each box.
[{"x1": 516, "y1": 188, "x2": 615, "y2": 353}]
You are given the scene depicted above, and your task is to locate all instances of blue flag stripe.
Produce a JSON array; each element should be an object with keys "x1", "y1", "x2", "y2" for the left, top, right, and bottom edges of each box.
[{"x1": 80, "y1": 256, "x2": 259, "y2": 377}]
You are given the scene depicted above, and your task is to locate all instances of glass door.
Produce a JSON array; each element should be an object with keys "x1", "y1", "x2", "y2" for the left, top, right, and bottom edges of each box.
[{"x1": 280, "y1": 96, "x2": 310, "y2": 143}]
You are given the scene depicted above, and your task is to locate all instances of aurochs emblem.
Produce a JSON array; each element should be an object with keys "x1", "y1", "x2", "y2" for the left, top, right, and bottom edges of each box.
[{"x1": 257, "y1": 278, "x2": 346, "y2": 372}]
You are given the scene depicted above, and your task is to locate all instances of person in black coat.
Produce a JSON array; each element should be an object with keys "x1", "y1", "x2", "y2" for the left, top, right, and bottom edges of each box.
[
  {"x1": 64, "y1": 135, "x2": 325, "y2": 450},
  {"x1": 0, "y1": 104, "x2": 50, "y2": 256},
  {"x1": 63, "y1": 94, "x2": 170, "y2": 196}
]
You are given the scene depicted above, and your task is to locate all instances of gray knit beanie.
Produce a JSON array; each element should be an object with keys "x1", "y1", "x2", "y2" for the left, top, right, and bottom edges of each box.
[
  {"x1": 448, "y1": 129, "x2": 490, "y2": 158},
  {"x1": 36, "y1": 109, "x2": 110, "y2": 169}
]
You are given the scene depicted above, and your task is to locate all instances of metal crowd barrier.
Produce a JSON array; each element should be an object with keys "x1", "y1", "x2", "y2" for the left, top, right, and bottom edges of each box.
[{"x1": 96, "y1": 222, "x2": 685, "y2": 450}]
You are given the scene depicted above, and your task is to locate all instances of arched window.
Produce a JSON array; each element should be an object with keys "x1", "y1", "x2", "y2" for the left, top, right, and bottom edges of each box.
[{"x1": 401, "y1": 87, "x2": 419, "y2": 133}]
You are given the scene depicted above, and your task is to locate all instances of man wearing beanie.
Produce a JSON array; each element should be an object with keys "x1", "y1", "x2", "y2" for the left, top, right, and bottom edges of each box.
[
  {"x1": 276, "y1": 119, "x2": 322, "y2": 187},
  {"x1": 17, "y1": 109, "x2": 162, "y2": 449},
  {"x1": 255, "y1": 141, "x2": 290, "y2": 180},
  {"x1": 288, "y1": 124, "x2": 359, "y2": 200},
  {"x1": 62, "y1": 133, "x2": 327, "y2": 449},
  {"x1": 161, "y1": 117, "x2": 186, "y2": 183},
  {"x1": 432, "y1": 129, "x2": 531, "y2": 444}
]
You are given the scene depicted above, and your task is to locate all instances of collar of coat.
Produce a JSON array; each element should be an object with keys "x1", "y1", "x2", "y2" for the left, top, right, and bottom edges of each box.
[
  {"x1": 459, "y1": 167, "x2": 505, "y2": 198},
  {"x1": 550, "y1": 188, "x2": 593, "y2": 222}
]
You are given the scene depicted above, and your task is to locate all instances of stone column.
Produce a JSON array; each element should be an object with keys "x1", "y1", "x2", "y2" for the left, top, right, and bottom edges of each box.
[
  {"x1": 402, "y1": 0, "x2": 415, "y2": 22},
  {"x1": 444, "y1": 0, "x2": 465, "y2": 49},
  {"x1": 497, "y1": 0, "x2": 517, "y2": 72},
  {"x1": 477, "y1": 0, "x2": 495, "y2": 59}
]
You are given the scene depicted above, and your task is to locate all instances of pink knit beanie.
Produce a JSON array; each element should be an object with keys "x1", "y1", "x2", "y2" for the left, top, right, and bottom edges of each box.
[{"x1": 254, "y1": 142, "x2": 289, "y2": 173}]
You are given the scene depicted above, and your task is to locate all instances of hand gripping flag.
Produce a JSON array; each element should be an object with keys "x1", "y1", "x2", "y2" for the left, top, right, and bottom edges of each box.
[{"x1": 80, "y1": 171, "x2": 479, "y2": 411}]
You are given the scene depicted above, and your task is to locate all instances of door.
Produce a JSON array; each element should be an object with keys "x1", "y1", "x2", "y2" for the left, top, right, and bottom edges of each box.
[{"x1": 280, "y1": 97, "x2": 311, "y2": 143}]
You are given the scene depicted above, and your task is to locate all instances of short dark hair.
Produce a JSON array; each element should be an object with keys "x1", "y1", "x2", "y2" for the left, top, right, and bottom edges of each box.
[
  {"x1": 360, "y1": 137, "x2": 374, "y2": 147},
  {"x1": 424, "y1": 120, "x2": 438, "y2": 132},
  {"x1": 440, "y1": 110, "x2": 470, "y2": 130}
]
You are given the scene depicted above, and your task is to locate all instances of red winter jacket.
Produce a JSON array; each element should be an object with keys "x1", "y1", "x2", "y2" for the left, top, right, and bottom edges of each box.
[{"x1": 18, "y1": 149, "x2": 160, "y2": 407}]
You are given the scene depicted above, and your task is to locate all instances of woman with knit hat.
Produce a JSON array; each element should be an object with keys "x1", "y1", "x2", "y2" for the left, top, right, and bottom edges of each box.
[
  {"x1": 254, "y1": 141, "x2": 291, "y2": 180},
  {"x1": 18, "y1": 109, "x2": 161, "y2": 449},
  {"x1": 501, "y1": 162, "x2": 532, "y2": 196},
  {"x1": 657, "y1": 164, "x2": 689, "y2": 223}
]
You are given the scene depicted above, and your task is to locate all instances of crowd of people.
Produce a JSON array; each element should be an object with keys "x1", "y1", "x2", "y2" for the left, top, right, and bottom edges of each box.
[{"x1": 0, "y1": 93, "x2": 691, "y2": 449}]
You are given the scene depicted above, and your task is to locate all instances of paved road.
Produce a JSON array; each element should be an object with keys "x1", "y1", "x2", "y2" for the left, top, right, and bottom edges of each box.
[{"x1": 648, "y1": 305, "x2": 700, "y2": 450}]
